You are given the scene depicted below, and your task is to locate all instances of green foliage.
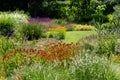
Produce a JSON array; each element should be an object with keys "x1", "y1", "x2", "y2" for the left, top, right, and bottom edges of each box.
[
  {"x1": 0, "y1": 36, "x2": 15, "y2": 55},
  {"x1": 52, "y1": 19, "x2": 67, "y2": 25},
  {"x1": 0, "y1": 17, "x2": 15, "y2": 36},
  {"x1": 70, "y1": 0, "x2": 95, "y2": 22},
  {"x1": 2, "y1": 51, "x2": 39, "y2": 77},
  {"x1": 111, "y1": 55, "x2": 120, "y2": 63},
  {"x1": 9, "y1": 53, "x2": 118, "y2": 80},
  {"x1": 71, "y1": 53, "x2": 118, "y2": 80},
  {"x1": 29, "y1": 1, "x2": 70, "y2": 18},
  {"x1": 94, "y1": 36, "x2": 117, "y2": 56},
  {"x1": 20, "y1": 23, "x2": 47, "y2": 40},
  {"x1": 11, "y1": 63, "x2": 70, "y2": 80},
  {"x1": 0, "y1": 11, "x2": 29, "y2": 36},
  {"x1": 107, "y1": 14, "x2": 113, "y2": 21},
  {"x1": 94, "y1": 21, "x2": 120, "y2": 57},
  {"x1": 92, "y1": 4, "x2": 108, "y2": 22},
  {"x1": 0, "y1": 11, "x2": 29, "y2": 25},
  {"x1": 60, "y1": 5, "x2": 75, "y2": 21},
  {"x1": 113, "y1": 5, "x2": 120, "y2": 20},
  {"x1": 47, "y1": 31, "x2": 66, "y2": 40}
]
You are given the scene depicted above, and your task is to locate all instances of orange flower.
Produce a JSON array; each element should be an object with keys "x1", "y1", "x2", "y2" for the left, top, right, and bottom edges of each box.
[{"x1": 30, "y1": 48, "x2": 35, "y2": 53}]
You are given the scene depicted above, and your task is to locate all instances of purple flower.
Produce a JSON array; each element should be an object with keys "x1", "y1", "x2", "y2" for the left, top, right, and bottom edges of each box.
[
  {"x1": 28, "y1": 17, "x2": 51, "y2": 23},
  {"x1": 7, "y1": 30, "x2": 14, "y2": 39}
]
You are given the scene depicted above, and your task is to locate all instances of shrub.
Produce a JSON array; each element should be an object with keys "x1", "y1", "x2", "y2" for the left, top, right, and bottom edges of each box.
[
  {"x1": 47, "y1": 31, "x2": 66, "y2": 40},
  {"x1": 0, "y1": 11, "x2": 29, "y2": 25},
  {"x1": 0, "y1": 11, "x2": 29, "y2": 36},
  {"x1": 72, "y1": 24, "x2": 95, "y2": 31},
  {"x1": 52, "y1": 19, "x2": 67, "y2": 25},
  {"x1": 94, "y1": 36, "x2": 117, "y2": 57},
  {"x1": 47, "y1": 26, "x2": 66, "y2": 40},
  {"x1": 20, "y1": 23, "x2": 47, "y2": 40},
  {"x1": 94, "y1": 21, "x2": 120, "y2": 57},
  {"x1": 0, "y1": 17, "x2": 15, "y2": 36}
]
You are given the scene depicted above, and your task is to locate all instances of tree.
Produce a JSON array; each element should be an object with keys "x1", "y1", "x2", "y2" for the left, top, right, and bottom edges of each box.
[{"x1": 70, "y1": 0, "x2": 95, "y2": 22}]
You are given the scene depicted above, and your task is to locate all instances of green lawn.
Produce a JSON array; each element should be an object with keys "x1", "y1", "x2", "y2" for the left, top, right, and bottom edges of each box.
[{"x1": 64, "y1": 31, "x2": 96, "y2": 43}]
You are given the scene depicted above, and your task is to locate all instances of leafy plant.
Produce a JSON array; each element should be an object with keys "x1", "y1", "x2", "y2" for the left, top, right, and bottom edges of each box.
[
  {"x1": 20, "y1": 23, "x2": 47, "y2": 40},
  {"x1": 0, "y1": 11, "x2": 29, "y2": 26},
  {"x1": 47, "y1": 26, "x2": 66, "y2": 40},
  {"x1": 52, "y1": 19, "x2": 67, "y2": 25},
  {"x1": 71, "y1": 53, "x2": 118, "y2": 80},
  {"x1": 0, "y1": 17, "x2": 15, "y2": 36},
  {"x1": 94, "y1": 20, "x2": 120, "y2": 57}
]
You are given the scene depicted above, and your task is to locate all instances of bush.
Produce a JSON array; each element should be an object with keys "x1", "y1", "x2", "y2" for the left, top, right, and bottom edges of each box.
[
  {"x1": 72, "y1": 24, "x2": 95, "y2": 31},
  {"x1": 0, "y1": 17, "x2": 15, "y2": 36},
  {"x1": 47, "y1": 31, "x2": 66, "y2": 40},
  {"x1": 94, "y1": 21, "x2": 120, "y2": 57},
  {"x1": 20, "y1": 23, "x2": 47, "y2": 40},
  {"x1": 52, "y1": 19, "x2": 67, "y2": 25},
  {"x1": 0, "y1": 11, "x2": 29, "y2": 25},
  {"x1": 0, "y1": 11, "x2": 29, "y2": 36},
  {"x1": 47, "y1": 26, "x2": 66, "y2": 40},
  {"x1": 94, "y1": 36, "x2": 117, "y2": 56}
]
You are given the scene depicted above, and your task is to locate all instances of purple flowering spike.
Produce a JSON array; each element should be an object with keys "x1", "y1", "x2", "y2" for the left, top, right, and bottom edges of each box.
[
  {"x1": 28, "y1": 17, "x2": 51, "y2": 23},
  {"x1": 7, "y1": 30, "x2": 14, "y2": 39}
]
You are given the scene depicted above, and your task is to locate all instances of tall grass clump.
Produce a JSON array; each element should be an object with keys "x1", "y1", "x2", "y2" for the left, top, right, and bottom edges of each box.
[
  {"x1": 0, "y1": 11, "x2": 29, "y2": 25},
  {"x1": 0, "y1": 36, "x2": 15, "y2": 54},
  {"x1": 10, "y1": 63, "x2": 71, "y2": 80},
  {"x1": 70, "y1": 53, "x2": 118, "y2": 80},
  {"x1": 0, "y1": 11, "x2": 29, "y2": 36},
  {"x1": 20, "y1": 23, "x2": 47, "y2": 40},
  {"x1": 0, "y1": 17, "x2": 15, "y2": 36}
]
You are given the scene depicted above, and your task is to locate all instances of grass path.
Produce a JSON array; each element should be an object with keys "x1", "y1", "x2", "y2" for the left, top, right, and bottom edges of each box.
[{"x1": 64, "y1": 31, "x2": 96, "y2": 43}]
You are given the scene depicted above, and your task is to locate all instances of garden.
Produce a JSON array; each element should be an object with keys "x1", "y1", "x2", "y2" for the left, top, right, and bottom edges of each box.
[{"x1": 0, "y1": 0, "x2": 120, "y2": 80}]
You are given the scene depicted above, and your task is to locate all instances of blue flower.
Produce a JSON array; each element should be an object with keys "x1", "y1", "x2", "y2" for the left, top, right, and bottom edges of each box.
[{"x1": 7, "y1": 30, "x2": 14, "y2": 39}]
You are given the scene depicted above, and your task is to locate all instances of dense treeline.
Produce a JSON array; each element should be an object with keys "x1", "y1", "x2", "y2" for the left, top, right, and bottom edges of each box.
[{"x1": 0, "y1": 0, "x2": 120, "y2": 22}]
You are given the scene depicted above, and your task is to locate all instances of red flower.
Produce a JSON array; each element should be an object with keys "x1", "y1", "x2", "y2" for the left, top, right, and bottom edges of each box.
[{"x1": 30, "y1": 48, "x2": 35, "y2": 53}]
